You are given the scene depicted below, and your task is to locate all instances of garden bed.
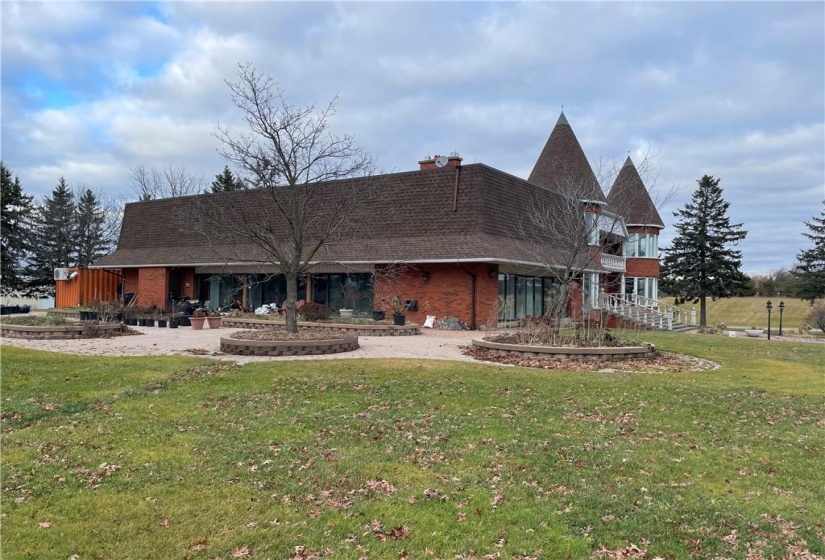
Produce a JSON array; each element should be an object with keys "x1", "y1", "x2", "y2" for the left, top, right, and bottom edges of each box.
[
  {"x1": 471, "y1": 338, "x2": 656, "y2": 361},
  {"x1": 220, "y1": 327, "x2": 359, "y2": 356},
  {"x1": 222, "y1": 317, "x2": 419, "y2": 336},
  {"x1": 0, "y1": 322, "x2": 127, "y2": 340}
]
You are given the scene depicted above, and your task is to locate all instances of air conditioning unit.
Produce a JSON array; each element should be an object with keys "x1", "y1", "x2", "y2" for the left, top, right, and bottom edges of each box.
[{"x1": 54, "y1": 268, "x2": 70, "y2": 281}]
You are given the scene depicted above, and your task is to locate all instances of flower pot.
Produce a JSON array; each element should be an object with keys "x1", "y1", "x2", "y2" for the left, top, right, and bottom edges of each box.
[
  {"x1": 744, "y1": 329, "x2": 763, "y2": 338},
  {"x1": 339, "y1": 309, "x2": 353, "y2": 319},
  {"x1": 80, "y1": 310, "x2": 90, "y2": 321},
  {"x1": 393, "y1": 314, "x2": 406, "y2": 326},
  {"x1": 145, "y1": 318, "x2": 155, "y2": 327},
  {"x1": 157, "y1": 319, "x2": 167, "y2": 328},
  {"x1": 178, "y1": 316, "x2": 191, "y2": 327},
  {"x1": 169, "y1": 319, "x2": 178, "y2": 329},
  {"x1": 189, "y1": 317, "x2": 206, "y2": 330},
  {"x1": 206, "y1": 316, "x2": 222, "y2": 329},
  {"x1": 126, "y1": 318, "x2": 137, "y2": 326},
  {"x1": 372, "y1": 310, "x2": 385, "y2": 321}
]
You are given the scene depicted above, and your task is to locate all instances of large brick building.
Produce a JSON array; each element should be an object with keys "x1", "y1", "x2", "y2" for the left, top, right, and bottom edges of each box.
[{"x1": 93, "y1": 112, "x2": 664, "y2": 328}]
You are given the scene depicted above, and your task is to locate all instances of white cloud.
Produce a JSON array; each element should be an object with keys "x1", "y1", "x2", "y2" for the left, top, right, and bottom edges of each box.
[{"x1": 1, "y1": 1, "x2": 822, "y2": 273}]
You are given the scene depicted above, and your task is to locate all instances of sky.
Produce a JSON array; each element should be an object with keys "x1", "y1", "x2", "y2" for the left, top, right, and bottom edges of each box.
[{"x1": 1, "y1": 1, "x2": 823, "y2": 275}]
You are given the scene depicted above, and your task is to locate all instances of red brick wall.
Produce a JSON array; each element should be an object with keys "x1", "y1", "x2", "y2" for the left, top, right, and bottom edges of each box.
[
  {"x1": 626, "y1": 258, "x2": 659, "y2": 278},
  {"x1": 123, "y1": 269, "x2": 139, "y2": 295},
  {"x1": 181, "y1": 269, "x2": 196, "y2": 299},
  {"x1": 137, "y1": 267, "x2": 169, "y2": 309},
  {"x1": 374, "y1": 263, "x2": 498, "y2": 327}
]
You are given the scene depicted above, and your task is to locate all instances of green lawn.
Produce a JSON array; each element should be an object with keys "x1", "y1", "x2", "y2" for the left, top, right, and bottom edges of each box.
[
  {"x1": 2, "y1": 333, "x2": 823, "y2": 559},
  {"x1": 663, "y1": 296, "x2": 815, "y2": 329}
]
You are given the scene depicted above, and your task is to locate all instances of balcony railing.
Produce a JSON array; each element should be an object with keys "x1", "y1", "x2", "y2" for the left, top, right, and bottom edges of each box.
[{"x1": 599, "y1": 254, "x2": 626, "y2": 272}]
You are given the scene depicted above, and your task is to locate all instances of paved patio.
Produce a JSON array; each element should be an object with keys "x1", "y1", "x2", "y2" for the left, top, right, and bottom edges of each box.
[{"x1": 0, "y1": 324, "x2": 486, "y2": 363}]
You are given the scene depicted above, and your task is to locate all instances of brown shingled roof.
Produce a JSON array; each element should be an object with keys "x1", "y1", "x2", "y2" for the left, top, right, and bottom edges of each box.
[
  {"x1": 94, "y1": 164, "x2": 607, "y2": 273},
  {"x1": 607, "y1": 156, "x2": 665, "y2": 228},
  {"x1": 527, "y1": 111, "x2": 606, "y2": 203}
]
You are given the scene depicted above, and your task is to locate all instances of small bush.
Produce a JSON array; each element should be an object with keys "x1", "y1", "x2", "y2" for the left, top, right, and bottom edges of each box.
[
  {"x1": 805, "y1": 301, "x2": 825, "y2": 332},
  {"x1": 299, "y1": 302, "x2": 333, "y2": 321}
]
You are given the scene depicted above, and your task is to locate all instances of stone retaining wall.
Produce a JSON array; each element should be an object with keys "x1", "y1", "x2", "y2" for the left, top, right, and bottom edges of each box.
[
  {"x1": 0, "y1": 323, "x2": 125, "y2": 340},
  {"x1": 472, "y1": 339, "x2": 656, "y2": 361},
  {"x1": 220, "y1": 336, "x2": 359, "y2": 356},
  {"x1": 222, "y1": 318, "x2": 419, "y2": 336}
]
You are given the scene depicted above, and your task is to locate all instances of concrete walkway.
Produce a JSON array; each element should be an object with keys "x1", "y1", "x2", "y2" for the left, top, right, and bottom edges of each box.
[{"x1": 1, "y1": 325, "x2": 485, "y2": 363}]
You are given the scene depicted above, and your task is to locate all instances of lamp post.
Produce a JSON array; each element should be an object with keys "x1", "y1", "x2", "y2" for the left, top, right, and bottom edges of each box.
[
  {"x1": 766, "y1": 300, "x2": 773, "y2": 341},
  {"x1": 778, "y1": 301, "x2": 785, "y2": 336}
]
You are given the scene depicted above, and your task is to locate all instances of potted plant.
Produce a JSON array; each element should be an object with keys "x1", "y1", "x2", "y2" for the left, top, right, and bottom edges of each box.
[
  {"x1": 189, "y1": 308, "x2": 207, "y2": 330},
  {"x1": 206, "y1": 311, "x2": 222, "y2": 329},
  {"x1": 339, "y1": 281, "x2": 360, "y2": 319},
  {"x1": 744, "y1": 327, "x2": 763, "y2": 337},
  {"x1": 387, "y1": 295, "x2": 406, "y2": 326}
]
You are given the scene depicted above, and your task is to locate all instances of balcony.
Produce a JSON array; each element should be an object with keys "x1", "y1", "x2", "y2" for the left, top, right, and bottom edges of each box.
[{"x1": 600, "y1": 254, "x2": 626, "y2": 272}]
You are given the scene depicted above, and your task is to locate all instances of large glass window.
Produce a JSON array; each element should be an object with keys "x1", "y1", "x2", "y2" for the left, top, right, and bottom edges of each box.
[
  {"x1": 624, "y1": 277, "x2": 658, "y2": 301},
  {"x1": 625, "y1": 233, "x2": 658, "y2": 258},
  {"x1": 311, "y1": 273, "x2": 372, "y2": 315},
  {"x1": 497, "y1": 274, "x2": 563, "y2": 321}
]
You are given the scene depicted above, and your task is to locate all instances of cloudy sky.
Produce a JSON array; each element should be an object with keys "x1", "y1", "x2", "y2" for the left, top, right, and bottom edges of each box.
[{"x1": 2, "y1": 1, "x2": 823, "y2": 274}]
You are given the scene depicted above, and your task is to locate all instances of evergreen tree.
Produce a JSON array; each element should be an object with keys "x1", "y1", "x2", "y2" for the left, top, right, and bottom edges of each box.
[
  {"x1": 75, "y1": 188, "x2": 111, "y2": 267},
  {"x1": 1, "y1": 162, "x2": 33, "y2": 295},
  {"x1": 660, "y1": 175, "x2": 748, "y2": 326},
  {"x1": 210, "y1": 165, "x2": 244, "y2": 192},
  {"x1": 24, "y1": 177, "x2": 76, "y2": 297},
  {"x1": 792, "y1": 203, "x2": 825, "y2": 303}
]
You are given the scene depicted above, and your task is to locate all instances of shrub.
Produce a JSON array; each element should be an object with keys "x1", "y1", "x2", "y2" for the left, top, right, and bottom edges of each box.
[
  {"x1": 299, "y1": 302, "x2": 333, "y2": 321},
  {"x1": 805, "y1": 301, "x2": 825, "y2": 332}
]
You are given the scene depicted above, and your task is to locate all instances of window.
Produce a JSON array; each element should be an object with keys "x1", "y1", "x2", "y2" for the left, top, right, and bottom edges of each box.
[
  {"x1": 584, "y1": 212, "x2": 599, "y2": 245},
  {"x1": 625, "y1": 233, "x2": 658, "y2": 258},
  {"x1": 624, "y1": 277, "x2": 658, "y2": 301},
  {"x1": 497, "y1": 274, "x2": 563, "y2": 321}
]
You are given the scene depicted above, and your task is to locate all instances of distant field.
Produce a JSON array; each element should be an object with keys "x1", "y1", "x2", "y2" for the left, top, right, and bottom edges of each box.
[{"x1": 663, "y1": 296, "x2": 814, "y2": 328}]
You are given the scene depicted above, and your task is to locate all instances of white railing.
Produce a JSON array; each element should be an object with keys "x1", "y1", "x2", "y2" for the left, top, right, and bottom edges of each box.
[
  {"x1": 601, "y1": 293, "x2": 696, "y2": 330},
  {"x1": 600, "y1": 254, "x2": 626, "y2": 272}
]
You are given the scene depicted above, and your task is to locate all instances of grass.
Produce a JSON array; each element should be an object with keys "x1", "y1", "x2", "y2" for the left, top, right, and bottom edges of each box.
[
  {"x1": 663, "y1": 296, "x2": 815, "y2": 329},
  {"x1": 2, "y1": 333, "x2": 824, "y2": 559}
]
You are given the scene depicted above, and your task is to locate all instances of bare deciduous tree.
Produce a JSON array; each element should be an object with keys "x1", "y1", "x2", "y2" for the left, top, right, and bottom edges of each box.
[
  {"x1": 129, "y1": 164, "x2": 205, "y2": 201},
  {"x1": 205, "y1": 63, "x2": 375, "y2": 333}
]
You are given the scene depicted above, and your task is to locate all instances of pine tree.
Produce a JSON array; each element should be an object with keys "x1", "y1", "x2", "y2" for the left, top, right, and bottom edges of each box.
[
  {"x1": 660, "y1": 175, "x2": 748, "y2": 326},
  {"x1": 210, "y1": 165, "x2": 244, "y2": 192},
  {"x1": 1, "y1": 162, "x2": 33, "y2": 295},
  {"x1": 75, "y1": 188, "x2": 111, "y2": 267},
  {"x1": 792, "y1": 203, "x2": 825, "y2": 303},
  {"x1": 24, "y1": 177, "x2": 76, "y2": 297}
]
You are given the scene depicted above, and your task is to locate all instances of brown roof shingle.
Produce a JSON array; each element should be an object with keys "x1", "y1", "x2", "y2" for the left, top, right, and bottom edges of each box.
[
  {"x1": 94, "y1": 164, "x2": 607, "y2": 272},
  {"x1": 527, "y1": 111, "x2": 606, "y2": 203},
  {"x1": 607, "y1": 156, "x2": 665, "y2": 228}
]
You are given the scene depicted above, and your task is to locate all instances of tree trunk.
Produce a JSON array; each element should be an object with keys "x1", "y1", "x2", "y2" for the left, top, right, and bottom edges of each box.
[
  {"x1": 699, "y1": 296, "x2": 707, "y2": 327},
  {"x1": 284, "y1": 272, "x2": 299, "y2": 333}
]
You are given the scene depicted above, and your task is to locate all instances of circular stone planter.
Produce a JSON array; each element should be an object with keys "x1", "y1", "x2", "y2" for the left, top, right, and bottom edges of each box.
[
  {"x1": 221, "y1": 335, "x2": 359, "y2": 357},
  {"x1": 744, "y1": 329, "x2": 764, "y2": 338},
  {"x1": 471, "y1": 339, "x2": 656, "y2": 361},
  {"x1": 0, "y1": 323, "x2": 126, "y2": 340}
]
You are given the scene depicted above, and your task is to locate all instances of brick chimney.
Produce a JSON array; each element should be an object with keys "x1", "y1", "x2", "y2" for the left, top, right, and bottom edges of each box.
[{"x1": 419, "y1": 152, "x2": 463, "y2": 170}]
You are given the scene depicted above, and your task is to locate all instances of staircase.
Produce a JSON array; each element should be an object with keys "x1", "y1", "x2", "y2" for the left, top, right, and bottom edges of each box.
[{"x1": 601, "y1": 293, "x2": 696, "y2": 331}]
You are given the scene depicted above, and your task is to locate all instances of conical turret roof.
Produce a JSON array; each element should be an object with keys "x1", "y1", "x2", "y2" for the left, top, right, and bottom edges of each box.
[
  {"x1": 607, "y1": 156, "x2": 664, "y2": 228},
  {"x1": 528, "y1": 111, "x2": 606, "y2": 203}
]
